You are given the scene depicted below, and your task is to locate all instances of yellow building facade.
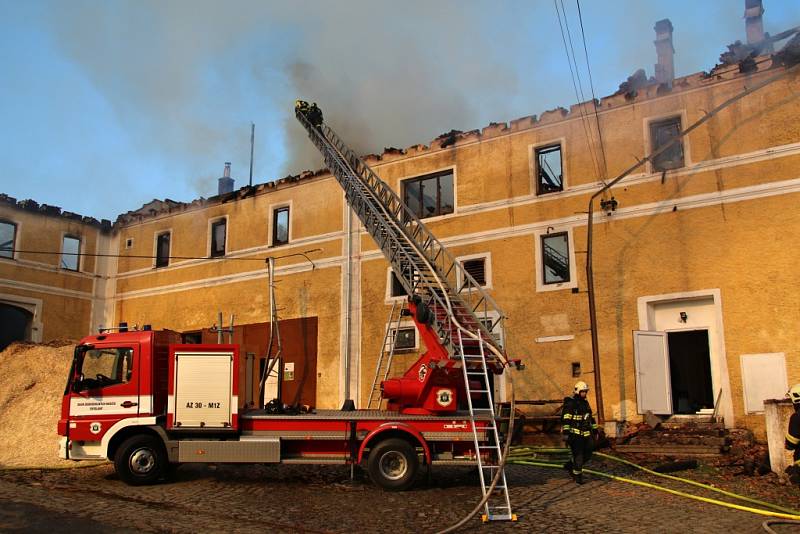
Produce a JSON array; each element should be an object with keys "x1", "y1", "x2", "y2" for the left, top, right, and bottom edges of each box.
[
  {"x1": 2, "y1": 59, "x2": 798, "y2": 436},
  {"x1": 0, "y1": 196, "x2": 113, "y2": 345}
]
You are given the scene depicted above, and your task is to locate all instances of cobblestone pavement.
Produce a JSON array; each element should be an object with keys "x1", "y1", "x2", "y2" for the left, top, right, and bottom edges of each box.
[{"x1": 0, "y1": 460, "x2": 775, "y2": 533}]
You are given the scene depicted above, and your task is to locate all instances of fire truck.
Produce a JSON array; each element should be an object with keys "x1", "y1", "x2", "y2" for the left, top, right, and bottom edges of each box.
[{"x1": 57, "y1": 102, "x2": 520, "y2": 521}]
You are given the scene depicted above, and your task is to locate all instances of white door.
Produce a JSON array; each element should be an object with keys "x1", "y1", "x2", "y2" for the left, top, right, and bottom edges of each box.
[
  {"x1": 264, "y1": 358, "x2": 280, "y2": 401},
  {"x1": 633, "y1": 331, "x2": 673, "y2": 415}
]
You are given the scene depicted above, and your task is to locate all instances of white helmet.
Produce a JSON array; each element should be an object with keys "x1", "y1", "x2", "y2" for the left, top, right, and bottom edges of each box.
[
  {"x1": 788, "y1": 384, "x2": 800, "y2": 405},
  {"x1": 574, "y1": 381, "x2": 589, "y2": 395}
]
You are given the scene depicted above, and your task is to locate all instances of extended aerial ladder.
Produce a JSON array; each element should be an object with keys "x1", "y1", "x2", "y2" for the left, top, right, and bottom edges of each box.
[{"x1": 296, "y1": 102, "x2": 517, "y2": 521}]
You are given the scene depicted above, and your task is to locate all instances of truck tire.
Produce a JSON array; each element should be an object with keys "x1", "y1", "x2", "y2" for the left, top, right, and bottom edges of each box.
[
  {"x1": 114, "y1": 434, "x2": 167, "y2": 486},
  {"x1": 367, "y1": 438, "x2": 419, "y2": 491}
]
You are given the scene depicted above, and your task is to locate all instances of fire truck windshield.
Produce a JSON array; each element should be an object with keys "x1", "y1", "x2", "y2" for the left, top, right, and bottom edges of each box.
[{"x1": 73, "y1": 347, "x2": 133, "y2": 391}]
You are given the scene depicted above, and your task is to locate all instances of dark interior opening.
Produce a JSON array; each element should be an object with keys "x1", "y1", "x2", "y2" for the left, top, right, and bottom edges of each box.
[
  {"x1": 0, "y1": 303, "x2": 32, "y2": 351},
  {"x1": 667, "y1": 330, "x2": 713, "y2": 414}
]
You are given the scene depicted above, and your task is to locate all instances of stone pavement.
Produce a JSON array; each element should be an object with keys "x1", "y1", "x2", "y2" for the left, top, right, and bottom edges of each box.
[{"x1": 0, "y1": 461, "x2": 774, "y2": 533}]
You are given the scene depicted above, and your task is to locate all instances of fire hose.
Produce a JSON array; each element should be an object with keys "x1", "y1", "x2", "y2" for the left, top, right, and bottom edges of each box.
[{"x1": 506, "y1": 447, "x2": 800, "y2": 522}]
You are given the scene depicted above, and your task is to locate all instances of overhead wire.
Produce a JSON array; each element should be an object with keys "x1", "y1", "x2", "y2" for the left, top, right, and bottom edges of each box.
[
  {"x1": 553, "y1": 0, "x2": 603, "y2": 183},
  {"x1": 576, "y1": 0, "x2": 609, "y2": 181}
]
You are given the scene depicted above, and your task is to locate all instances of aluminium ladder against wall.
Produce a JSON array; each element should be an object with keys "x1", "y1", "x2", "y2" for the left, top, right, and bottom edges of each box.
[
  {"x1": 296, "y1": 108, "x2": 514, "y2": 521},
  {"x1": 366, "y1": 300, "x2": 405, "y2": 410}
]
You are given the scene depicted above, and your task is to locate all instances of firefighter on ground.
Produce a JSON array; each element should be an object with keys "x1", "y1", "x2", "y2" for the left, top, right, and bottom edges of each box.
[
  {"x1": 785, "y1": 384, "x2": 800, "y2": 484},
  {"x1": 561, "y1": 381, "x2": 599, "y2": 484}
]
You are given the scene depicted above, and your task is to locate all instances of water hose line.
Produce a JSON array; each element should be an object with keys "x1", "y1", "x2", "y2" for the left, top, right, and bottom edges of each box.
[{"x1": 506, "y1": 448, "x2": 800, "y2": 521}]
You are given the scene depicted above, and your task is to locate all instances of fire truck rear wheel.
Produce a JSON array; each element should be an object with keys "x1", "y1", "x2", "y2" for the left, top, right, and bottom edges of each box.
[
  {"x1": 114, "y1": 435, "x2": 167, "y2": 486},
  {"x1": 367, "y1": 438, "x2": 419, "y2": 491}
]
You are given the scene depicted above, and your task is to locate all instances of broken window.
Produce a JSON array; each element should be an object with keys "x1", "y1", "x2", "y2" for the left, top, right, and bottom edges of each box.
[
  {"x1": 272, "y1": 206, "x2": 289, "y2": 246},
  {"x1": 155, "y1": 232, "x2": 170, "y2": 268},
  {"x1": 541, "y1": 232, "x2": 570, "y2": 285},
  {"x1": 389, "y1": 270, "x2": 406, "y2": 298},
  {"x1": 402, "y1": 170, "x2": 454, "y2": 219},
  {"x1": 650, "y1": 116, "x2": 684, "y2": 171},
  {"x1": 0, "y1": 221, "x2": 16, "y2": 259},
  {"x1": 392, "y1": 326, "x2": 416, "y2": 351},
  {"x1": 535, "y1": 144, "x2": 563, "y2": 195},
  {"x1": 61, "y1": 235, "x2": 80, "y2": 271},
  {"x1": 461, "y1": 257, "x2": 487, "y2": 287},
  {"x1": 210, "y1": 219, "x2": 226, "y2": 257}
]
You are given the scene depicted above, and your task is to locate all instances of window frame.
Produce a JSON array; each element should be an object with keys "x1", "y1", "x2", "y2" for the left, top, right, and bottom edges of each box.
[
  {"x1": 385, "y1": 267, "x2": 408, "y2": 302},
  {"x1": 529, "y1": 138, "x2": 567, "y2": 196},
  {"x1": 60, "y1": 234, "x2": 81, "y2": 272},
  {"x1": 455, "y1": 252, "x2": 492, "y2": 290},
  {"x1": 270, "y1": 203, "x2": 291, "y2": 247},
  {"x1": 534, "y1": 227, "x2": 578, "y2": 293},
  {"x1": 534, "y1": 143, "x2": 564, "y2": 195},
  {"x1": 386, "y1": 319, "x2": 419, "y2": 353},
  {"x1": 0, "y1": 219, "x2": 18, "y2": 260},
  {"x1": 400, "y1": 167, "x2": 456, "y2": 221},
  {"x1": 646, "y1": 112, "x2": 689, "y2": 173},
  {"x1": 154, "y1": 230, "x2": 171, "y2": 268},
  {"x1": 75, "y1": 346, "x2": 134, "y2": 391},
  {"x1": 209, "y1": 217, "x2": 228, "y2": 258}
]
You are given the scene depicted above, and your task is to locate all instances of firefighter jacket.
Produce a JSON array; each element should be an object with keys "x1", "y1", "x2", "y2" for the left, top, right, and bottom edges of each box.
[
  {"x1": 561, "y1": 395, "x2": 599, "y2": 438},
  {"x1": 786, "y1": 409, "x2": 800, "y2": 463}
]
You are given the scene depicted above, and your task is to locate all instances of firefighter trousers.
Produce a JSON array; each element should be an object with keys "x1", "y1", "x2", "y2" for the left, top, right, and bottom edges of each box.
[{"x1": 568, "y1": 435, "x2": 593, "y2": 476}]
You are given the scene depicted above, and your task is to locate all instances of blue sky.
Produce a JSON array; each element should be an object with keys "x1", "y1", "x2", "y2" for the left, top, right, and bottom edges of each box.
[{"x1": 1, "y1": 0, "x2": 798, "y2": 220}]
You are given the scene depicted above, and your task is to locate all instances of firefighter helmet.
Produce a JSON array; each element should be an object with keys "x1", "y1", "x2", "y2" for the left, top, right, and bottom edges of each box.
[
  {"x1": 788, "y1": 384, "x2": 800, "y2": 405},
  {"x1": 574, "y1": 381, "x2": 589, "y2": 395}
]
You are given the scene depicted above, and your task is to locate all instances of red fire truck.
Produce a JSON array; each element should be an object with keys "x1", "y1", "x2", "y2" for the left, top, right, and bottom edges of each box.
[
  {"x1": 58, "y1": 103, "x2": 519, "y2": 521},
  {"x1": 58, "y1": 299, "x2": 490, "y2": 491}
]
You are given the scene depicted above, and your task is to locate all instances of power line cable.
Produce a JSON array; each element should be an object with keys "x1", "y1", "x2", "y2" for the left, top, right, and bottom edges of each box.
[
  {"x1": 553, "y1": 0, "x2": 603, "y2": 183},
  {"x1": 576, "y1": 0, "x2": 609, "y2": 181}
]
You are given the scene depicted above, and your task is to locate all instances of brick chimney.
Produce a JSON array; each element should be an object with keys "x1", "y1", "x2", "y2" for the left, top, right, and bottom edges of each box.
[
  {"x1": 744, "y1": 0, "x2": 765, "y2": 44},
  {"x1": 218, "y1": 162, "x2": 234, "y2": 195},
  {"x1": 654, "y1": 19, "x2": 675, "y2": 88}
]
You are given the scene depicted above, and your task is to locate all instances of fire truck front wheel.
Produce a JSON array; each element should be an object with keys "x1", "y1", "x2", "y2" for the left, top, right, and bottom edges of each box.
[
  {"x1": 367, "y1": 438, "x2": 419, "y2": 491},
  {"x1": 114, "y1": 434, "x2": 167, "y2": 485}
]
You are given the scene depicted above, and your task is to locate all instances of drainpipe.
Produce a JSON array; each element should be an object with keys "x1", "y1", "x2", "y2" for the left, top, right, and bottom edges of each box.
[
  {"x1": 585, "y1": 65, "x2": 797, "y2": 426},
  {"x1": 343, "y1": 207, "x2": 353, "y2": 403}
]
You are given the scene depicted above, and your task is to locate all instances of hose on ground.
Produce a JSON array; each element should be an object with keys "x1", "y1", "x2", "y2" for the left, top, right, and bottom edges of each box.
[
  {"x1": 762, "y1": 520, "x2": 800, "y2": 533},
  {"x1": 507, "y1": 447, "x2": 800, "y2": 521}
]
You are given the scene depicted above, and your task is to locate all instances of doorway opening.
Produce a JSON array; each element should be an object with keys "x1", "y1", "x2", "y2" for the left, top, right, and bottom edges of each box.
[
  {"x1": 0, "y1": 303, "x2": 33, "y2": 351},
  {"x1": 667, "y1": 330, "x2": 713, "y2": 414}
]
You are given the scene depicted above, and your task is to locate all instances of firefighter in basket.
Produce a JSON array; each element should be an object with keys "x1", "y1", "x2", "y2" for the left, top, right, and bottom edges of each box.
[{"x1": 561, "y1": 381, "x2": 599, "y2": 484}]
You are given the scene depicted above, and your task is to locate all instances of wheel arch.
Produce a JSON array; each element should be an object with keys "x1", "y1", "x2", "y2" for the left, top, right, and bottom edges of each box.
[
  {"x1": 357, "y1": 423, "x2": 430, "y2": 465},
  {"x1": 104, "y1": 420, "x2": 168, "y2": 461}
]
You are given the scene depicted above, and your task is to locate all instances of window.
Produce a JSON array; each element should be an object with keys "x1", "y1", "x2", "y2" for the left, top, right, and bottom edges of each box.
[
  {"x1": 76, "y1": 347, "x2": 133, "y2": 391},
  {"x1": 650, "y1": 116, "x2": 684, "y2": 171},
  {"x1": 182, "y1": 331, "x2": 202, "y2": 344},
  {"x1": 535, "y1": 144, "x2": 563, "y2": 195},
  {"x1": 541, "y1": 232, "x2": 570, "y2": 285},
  {"x1": 461, "y1": 258, "x2": 486, "y2": 287},
  {"x1": 0, "y1": 221, "x2": 16, "y2": 259},
  {"x1": 125, "y1": 238, "x2": 133, "y2": 249},
  {"x1": 402, "y1": 170, "x2": 454, "y2": 219},
  {"x1": 392, "y1": 326, "x2": 416, "y2": 351},
  {"x1": 61, "y1": 235, "x2": 80, "y2": 271},
  {"x1": 210, "y1": 219, "x2": 226, "y2": 257},
  {"x1": 155, "y1": 232, "x2": 170, "y2": 268},
  {"x1": 389, "y1": 271, "x2": 406, "y2": 298},
  {"x1": 272, "y1": 206, "x2": 290, "y2": 246}
]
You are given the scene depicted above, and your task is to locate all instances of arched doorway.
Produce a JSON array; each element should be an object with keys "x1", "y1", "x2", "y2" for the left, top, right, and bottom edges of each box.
[{"x1": 0, "y1": 303, "x2": 32, "y2": 351}]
